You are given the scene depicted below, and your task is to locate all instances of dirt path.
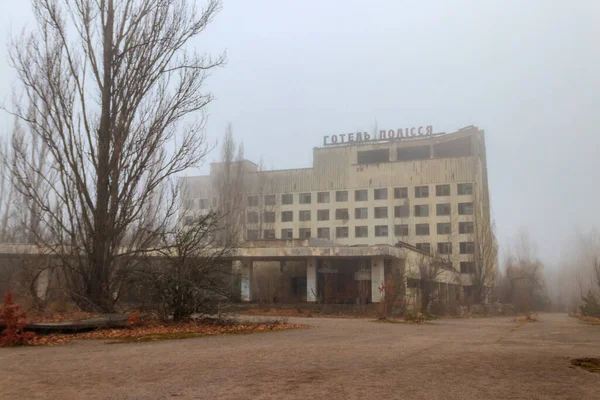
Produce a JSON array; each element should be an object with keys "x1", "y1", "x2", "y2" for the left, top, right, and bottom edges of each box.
[{"x1": 0, "y1": 314, "x2": 598, "y2": 399}]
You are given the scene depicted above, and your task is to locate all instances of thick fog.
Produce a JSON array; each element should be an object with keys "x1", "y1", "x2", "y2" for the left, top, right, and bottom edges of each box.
[{"x1": 1, "y1": 0, "x2": 599, "y2": 266}]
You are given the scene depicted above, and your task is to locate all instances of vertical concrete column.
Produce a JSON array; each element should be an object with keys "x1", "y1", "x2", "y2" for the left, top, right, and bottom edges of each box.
[
  {"x1": 307, "y1": 257, "x2": 317, "y2": 302},
  {"x1": 371, "y1": 256, "x2": 385, "y2": 303},
  {"x1": 240, "y1": 260, "x2": 253, "y2": 302}
]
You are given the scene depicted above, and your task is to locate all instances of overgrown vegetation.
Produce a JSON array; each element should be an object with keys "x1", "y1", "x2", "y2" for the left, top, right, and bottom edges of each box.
[{"x1": 0, "y1": 291, "x2": 35, "y2": 346}]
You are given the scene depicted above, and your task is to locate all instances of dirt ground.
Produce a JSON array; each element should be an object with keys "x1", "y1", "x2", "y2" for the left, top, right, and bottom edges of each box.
[{"x1": 0, "y1": 313, "x2": 598, "y2": 400}]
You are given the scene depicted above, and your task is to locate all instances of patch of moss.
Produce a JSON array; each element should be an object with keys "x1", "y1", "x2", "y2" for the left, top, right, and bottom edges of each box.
[{"x1": 571, "y1": 358, "x2": 600, "y2": 373}]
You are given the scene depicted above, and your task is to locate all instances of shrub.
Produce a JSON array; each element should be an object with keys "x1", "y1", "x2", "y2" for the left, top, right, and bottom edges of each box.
[
  {"x1": 0, "y1": 291, "x2": 35, "y2": 346},
  {"x1": 580, "y1": 291, "x2": 600, "y2": 317}
]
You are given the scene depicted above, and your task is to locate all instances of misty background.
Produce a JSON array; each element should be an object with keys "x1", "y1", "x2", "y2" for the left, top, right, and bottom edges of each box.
[{"x1": 1, "y1": 0, "x2": 599, "y2": 268}]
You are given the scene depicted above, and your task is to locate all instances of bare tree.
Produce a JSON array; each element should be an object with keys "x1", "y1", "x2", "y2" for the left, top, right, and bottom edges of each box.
[
  {"x1": 417, "y1": 253, "x2": 445, "y2": 313},
  {"x1": 5, "y1": 0, "x2": 224, "y2": 312},
  {"x1": 469, "y1": 189, "x2": 498, "y2": 305}
]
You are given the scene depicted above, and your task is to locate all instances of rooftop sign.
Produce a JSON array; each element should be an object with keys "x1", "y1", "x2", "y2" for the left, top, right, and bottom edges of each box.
[{"x1": 323, "y1": 126, "x2": 433, "y2": 146}]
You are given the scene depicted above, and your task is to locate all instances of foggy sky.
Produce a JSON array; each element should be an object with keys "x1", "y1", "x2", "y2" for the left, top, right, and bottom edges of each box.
[{"x1": 1, "y1": 0, "x2": 599, "y2": 267}]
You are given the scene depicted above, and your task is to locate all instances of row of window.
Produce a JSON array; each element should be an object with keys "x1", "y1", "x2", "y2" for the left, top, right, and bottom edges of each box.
[
  {"x1": 247, "y1": 203, "x2": 473, "y2": 223},
  {"x1": 186, "y1": 183, "x2": 474, "y2": 210},
  {"x1": 415, "y1": 242, "x2": 475, "y2": 255},
  {"x1": 247, "y1": 225, "x2": 475, "y2": 240}
]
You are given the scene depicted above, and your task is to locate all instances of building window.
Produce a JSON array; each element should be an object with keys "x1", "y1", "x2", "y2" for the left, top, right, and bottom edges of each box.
[
  {"x1": 247, "y1": 196, "x2": 259, "y2": 207},
  {"x1": 397, "y1": 145, "x2": 430, "y2": 161},
  {"x1": 212, "y1": 197, "x2": 217, "y2": 208},
  {"x1": 374, "y1": 188, "x2": 388, "y2": 200},
  {"x1": 415, "y1": 223, "x2": 430, "y2": 236},
  {"x1": 460, "y1": 261, "x2": 476, "y2": 273},
  {"x1": 438, "y1": 242, "x2": 452, "y2": 255},
  {"x1": 357, "y1": 149, "x2": 389, "y2": 164},
  {"x1": 299, "y1": 192, "x2": 312, "y2": 204},
  {"x1": 317, "y1": 209, "x2": 330, "y2": 221},
  {"x1": 374, "y1": 206, "x2": 388, "y2": 219},
  {"x1": 263, "y1": 211, "x2": 275, "y2": 223},
  {"x1": 394, "y1": 224, "x2": 409, "y2": 236},
  {"x1": 394, "y1": 205, "x2": 409, "y2": 218},
  {"x1": 282, "y1": 193, "x2": 293, "y2": 205},
  {"x1": 183, "y1": 216, "x2": 194, "y2": 226},
  {"x1": 247, "y1": 230, "x2": 259, "y2": 240},
  {"x1": 459, "y1": 221, "x2": 474, "y2": 234},
  {"x1": 299, "y1": 228, "x2": 311, "y2": 239},
  {"x1": 263, "y1": 229, "x2": 275, "y2": 239},
  {"x1": 317, "y1": 191, "x2": 330, "y2": 203},
  {"x1": 281, "y1": 229, "x2": 293, "y2": 239},
  {"x1": 247, "y1": 211, "x2": 259, "y2": 224},
  {"x1": 416, "y1": 243, "x2": 431, "y2": 253},
  {"x1": 436, "y1": 184, "x2": 451, "y2": 196},
  {"x1": 264, "y1": 195, "x2": 276, "y2": 206},
  {"x1": 317, "y1": 227, "x2": 330, "y2": 240},
  {"x1": 199, "y1": 198, "x2": 209, "y2": 209},
  {"x1": 394, "y1": 187, "x2": 408, "y2": 199},
  {"x1": 436, "y1": 203, "x2": 451, "y2": 216},
  {"x1": 184, "y1": 199, "x2": 194, "y2": 210},
  {"x1": 375, "y1": 225, "x2": 388, "y2": 237},
  {"x1": 458, "y1": 202, "x2": 473, "y2": 215},
  {"x1": 355, "y1": 207, "x2": 368, "y2": 219},
  {"x1": 336, "y1": 190, "x2": 348, "y2": 202},
  {"x1": 457, "y1": 183, "x2": 473, "y2": 195},
  {"x1": 355, "y1": 189, "x2": 368, "y2": 201},
  {"x1": 460, "y1": 242, "x2": 475, "y2": 254},
  {"x1": 414, "y1": 204, "x2": 429, "y2": 217},
  {"x1": 335, "y1": 208, "x2": 349, "y2": 220},
  {"x1": 336, "y1": 226, "x2": 349, "y2": 238},
  {"x1": 281, "y1": 211, "x2": 293, "y2": 222},
  {"x1": 437, "y1": 223, "x2": 451, "y2": 235},
  {"x1": 415, "y1": 186, "x2": 429, "y2": 198},
  {"x1": 355, "y1": 226, "x2": 368, "y2": 238},
  {"x1": 299, "y1": 210, "x2": 311, "y2": 221}
]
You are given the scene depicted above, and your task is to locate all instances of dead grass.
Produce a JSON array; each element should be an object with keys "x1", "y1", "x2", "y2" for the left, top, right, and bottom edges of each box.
[
  {"x1": 578, "y1": 315, "x2": 600, "y2": 325},
  {"x1": 571, "y1": 358, "x2": 600, "y2": 373}
]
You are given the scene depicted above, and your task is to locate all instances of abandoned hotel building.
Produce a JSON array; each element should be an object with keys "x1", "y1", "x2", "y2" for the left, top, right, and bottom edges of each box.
[{"x1": 182, "y1": 125, "x2": 493, "y2": 307}]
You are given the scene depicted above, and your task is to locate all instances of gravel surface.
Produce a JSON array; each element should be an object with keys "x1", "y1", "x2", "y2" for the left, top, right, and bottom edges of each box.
[{"x1": 0, "y1": 313, "x2": 598, "y2": 399}]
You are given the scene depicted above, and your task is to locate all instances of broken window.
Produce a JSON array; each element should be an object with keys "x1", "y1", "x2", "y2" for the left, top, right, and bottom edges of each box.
[
  {"x1": 375, "y1": 225, "x2": 388, "y2": 237},
  {"x1": 434, "y1": 137, "x2": 473, "y2": 158},
  {"x1": 459, "y1": 221, "x2": 474, "y2": 234},
  {"x1": 247, "y1": 196, "x2": 259, "y2": 207},
  {"x1": 436, "y1": 184, "x2": 450, "y2": 196},
  {"x1": 357, "y1": 149, "x2": 389, "y2": 164},
  {"x1": 415, "y1": 223, "x2": 430, "y2": 236},
  {"x1": 281, "y1": 229, "x2": 293, "y2": 239},
  {"x1": 281, "y1": 211, "x2": 293, "y2": 222},
  {"x1": 317, "y1": 209, "x2": 330, "y2": 221},
  {"x1": 317, "y1": 227, "x2": 330, "y2": 240},
  {"x1": 299, "y1": 192, "x2": 311, "y2": 204},
  {"x1": 263, "y1": 211, "x2": 275, "y2": 223},
  {"x1": 460, "y1": 262, "x2": 476, "y2": 274},
  {"x1": 299, "y1": 210, "x2": 311, "y2": 221},
  {"x1": 374, "y1": 206, "x2": 388, "y2": 219},
  {"x1": 336, "y1": 190, "x2": 348, "y2": 202},
  {"x1": 436, "y1": 203, "x2": 451, "y2": 216},
  {"x1": 415, "y1": 186, "x2": 429, "y2": 198},
  {"x1": 335, "y1": 208, "x2": 349, "y2": 220},
  {"x1": 374, "y1": 188, "x2": 388, "y2": 200},
  {"x1": 458, "y1": 202, "x2": 473, "y2": 215},
  {"x1": 395, "y1": 205, "x2": 409, "y2": 218},
  {"x1": 199, "y1": 198, "x2": 209, "y2": 209},
  {"x1": 457, "y1": 183, "x2": 473, "y2": 195},
  {"x1": 437, "y1": 223, "x2": 451, "y2": 235},
  {"x1": 394, "y1": 187, "x2": 408, "y2": 199},
  {"x1": 263, "y1": 229, "x2": 275, "y2": 239},
  {"x1": 336, "y1": 226, "x2": 349, "y2": 238},
  {"x1": 355, "y1": 226, "x2": 368, "y2": 238},
  {"x1": 437, "y1": 242, "x2": 452, "y2": 255},
  {"x1": 246, "y1": 230, "x2": 259, "y2": 240},
  {"x1": 416, "y1": 243, "x2": 431, "y2": 253},
  {"x1": 355, "y1": 207, "x2": 368, "y2": 219},
  {"x1": 460, "y1": 242, "x2": 475, "y2": 254},
  {"x1": 394, "y1": 224, "x2": 409, "y2": 236},
  {"x1": 247, "y1": 211, "x2": 259, "y2": 224},
  {"x1": 397, "y1": 145, "x2": 430, "y2": 161},
  {"x1": 355, "y1": 189, "x2": 368, "y2": 201},
  {"x1": 414, "y1": 204, "x2": 429, "y2": 217},
  {"x1": 317, "y1": 191, "x2": 330, "y2": 203},
  {"x1": 281, "y1": 193, "x2": 293, "y2": 205},
  {"x1": 299, "y1": 228, "x2": 311, "y2": 239}
]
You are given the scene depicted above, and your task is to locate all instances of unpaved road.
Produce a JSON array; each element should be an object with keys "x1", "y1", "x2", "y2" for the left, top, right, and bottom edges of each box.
[{"x1": 0, "y1": 314, "x2": 598, "y2": 399}]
